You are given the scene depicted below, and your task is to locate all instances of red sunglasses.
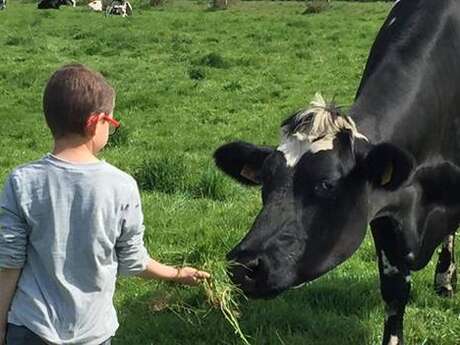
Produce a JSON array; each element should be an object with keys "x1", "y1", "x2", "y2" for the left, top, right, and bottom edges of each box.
[{"x1": 87, "y1": 113, "x2": 121, "y2": 135}]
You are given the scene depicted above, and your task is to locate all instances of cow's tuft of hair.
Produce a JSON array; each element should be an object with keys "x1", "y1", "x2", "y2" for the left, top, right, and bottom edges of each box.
[
  {"x1": 283, "y1": 93, "x2": 367, "y2": 144},
  {"x1": 278, "y1": 93, "x2": 368, "y2": 166}
]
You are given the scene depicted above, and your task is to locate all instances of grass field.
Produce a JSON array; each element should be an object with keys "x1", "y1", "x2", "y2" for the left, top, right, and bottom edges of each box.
[{"x1": 1, "y1": 1, "x2": 459, "y2": 344}]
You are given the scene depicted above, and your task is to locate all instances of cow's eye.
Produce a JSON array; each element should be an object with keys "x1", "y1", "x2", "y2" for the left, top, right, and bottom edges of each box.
[{"x1": 314, "y1": 180, "x2": 336, "y2": 196}]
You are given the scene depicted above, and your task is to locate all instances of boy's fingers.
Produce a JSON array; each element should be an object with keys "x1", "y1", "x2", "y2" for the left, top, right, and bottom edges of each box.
[{"x1": 194, "y1": 270, "x2": 211, "y2": 279}]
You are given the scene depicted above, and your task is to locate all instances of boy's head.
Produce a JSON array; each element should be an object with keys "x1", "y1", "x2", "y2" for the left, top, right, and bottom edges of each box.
[{"x1": 43, "y1": 64, "x2": 115, "y2": 139}]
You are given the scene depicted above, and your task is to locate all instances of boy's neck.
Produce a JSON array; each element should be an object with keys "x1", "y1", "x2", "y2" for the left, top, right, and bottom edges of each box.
[{"x1": 52, "y1": 135, "x2": 100, "y2": 164}]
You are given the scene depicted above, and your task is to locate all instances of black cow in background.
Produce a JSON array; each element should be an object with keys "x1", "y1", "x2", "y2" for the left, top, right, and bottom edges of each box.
[
  {"x1": 38, "y1": 0, "x2": 75, "y2": 9},
  {"x1": 214, "y1": 0, "x2": 459, "y2": 344}
]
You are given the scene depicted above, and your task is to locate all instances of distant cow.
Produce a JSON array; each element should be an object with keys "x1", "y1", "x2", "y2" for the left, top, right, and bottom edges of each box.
[
  {"x1": 88, "y1": 0, "x2": 131, "y2": 13},
  {"x1": 88, "y1": 0, "x2": 102, "y2": 11},
  {"x1": 214, "y1": 0, "x2": 459, "y2": 344},
  {"x1": 38, "y1": 0, "x2": 75, "y2": 9},
  {"x1": 105, "y1": 0, "x2": 132, "y2": 17},
  {"x1": 0, "y1": 0, "x2": 6, "y2": 10}
]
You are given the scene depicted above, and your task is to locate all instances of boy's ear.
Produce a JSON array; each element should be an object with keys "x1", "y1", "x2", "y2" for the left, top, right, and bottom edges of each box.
[
  {"x1": 214, "y1": 141, "x2": 274, "y2": 186},
  {"x1": 85, "y1": 113, "x2": 102, "y2": 136},
  {"x1": 365, "y1": 143, "x2": 415, "y2": 190}
]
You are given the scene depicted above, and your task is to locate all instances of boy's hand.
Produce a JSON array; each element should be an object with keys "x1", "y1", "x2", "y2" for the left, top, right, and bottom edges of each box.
[
  {"x1": 0, "y1": 268, "x2": 22, "y2": 345},
  {"x1": 0, "y1": 327, "x2": 5, "y2": 345},
  {"x1": 173, "y1": 267, "x2": 210, "y2": 286}
]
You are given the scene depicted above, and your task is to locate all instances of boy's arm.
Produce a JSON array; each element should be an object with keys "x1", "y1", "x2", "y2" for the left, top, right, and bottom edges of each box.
[
  {"x1": 116, "y1": 183, "x2": 210, "y2": 284},
  {"x1": 0, "y1": 174, "x2": 29, "y2": 344},
  {"x1": 0, "y1": 268, "x2": 21, "y2": 344},
  {"x1": 137, "y1": 257, "x2": 210, "y2": 285}
]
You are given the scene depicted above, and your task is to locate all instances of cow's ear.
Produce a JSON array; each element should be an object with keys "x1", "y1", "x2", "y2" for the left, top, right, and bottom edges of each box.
[
  {"x1": 365, "y1": 143, "x2": 415, "y2": 190},
  {"x1": 214, "y1": 141, "x2": 274, "y2": 186},
  {"x1": 416, "y1": 162, "x2": 460, "y2": 205}
]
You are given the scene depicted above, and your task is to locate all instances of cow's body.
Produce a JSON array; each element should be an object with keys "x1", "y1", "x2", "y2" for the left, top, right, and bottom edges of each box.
[
  {"x1": 353, "y1": 0, "x2": 460, "y2": 167},
  {"x1": 214, "y1": 0, "x2": 459, "y2": 344},
  {"x1": 351, "y1": 1, "x2": 460, "y2": 333},
  {"x1": 37, "y1": 0, "x2": 75, "y2": 9},
  {"x1": 353, "y1": 0, "x2": 460, "y2": 284},
  {"x1": 351, "y1": 0, "x2": 460, "y2": 269}
]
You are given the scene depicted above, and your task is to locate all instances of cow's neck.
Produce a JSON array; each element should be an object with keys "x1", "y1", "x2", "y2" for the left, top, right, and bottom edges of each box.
[
  {"x1": 348, "y1": 73, "x2": 426, "y2": 146},
  {"x1": 347, "y1": 0, "x2": 460, "y2": 164}
]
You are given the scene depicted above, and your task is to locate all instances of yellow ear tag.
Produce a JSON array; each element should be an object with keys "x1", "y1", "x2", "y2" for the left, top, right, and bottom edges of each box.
[{"x1": 381, "y1": 162, "x2": 393, "y2": 186}]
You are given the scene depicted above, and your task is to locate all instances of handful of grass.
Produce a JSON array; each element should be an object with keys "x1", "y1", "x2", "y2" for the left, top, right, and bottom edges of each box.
[
  {"x1": 148, "y1": 259, "x2": 251, "y2": 344},
  {"x1": 202, "y1": 261, "x2": 251, "y2": 345}
]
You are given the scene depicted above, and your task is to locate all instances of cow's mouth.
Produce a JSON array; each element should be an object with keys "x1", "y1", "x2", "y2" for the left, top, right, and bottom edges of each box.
[
  {"x1": 240, "y1": 282, "x2": 285, "y2": 300},
  {"x1": 228, "y1": 262, "x2": 294, "y2": 299}
]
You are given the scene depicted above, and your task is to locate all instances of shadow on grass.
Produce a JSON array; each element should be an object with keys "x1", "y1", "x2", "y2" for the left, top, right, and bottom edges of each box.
[{"x1": 113, "y1": 275, "x2": 380, "y2": 345}]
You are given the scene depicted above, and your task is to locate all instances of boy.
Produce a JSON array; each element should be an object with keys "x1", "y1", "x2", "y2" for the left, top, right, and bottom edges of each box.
[{"x1": 0, "y1": 64, "x2": 210, "y2": 345}]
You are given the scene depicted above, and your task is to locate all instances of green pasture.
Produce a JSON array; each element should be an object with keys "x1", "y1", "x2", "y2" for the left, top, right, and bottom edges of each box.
[{"x1": 0, "y1": 1, "x2": 459, "y2": 344}]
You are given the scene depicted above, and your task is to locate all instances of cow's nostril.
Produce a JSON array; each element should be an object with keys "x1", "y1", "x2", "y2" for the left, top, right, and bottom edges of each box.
[{"x1": 245, "y1": 258, "x2": 260, "y2": 280}]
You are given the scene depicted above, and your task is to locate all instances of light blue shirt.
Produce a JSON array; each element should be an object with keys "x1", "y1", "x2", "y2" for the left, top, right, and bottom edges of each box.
[{"x1": 0, "y1": 154, "x2": 150, "y2": 345}]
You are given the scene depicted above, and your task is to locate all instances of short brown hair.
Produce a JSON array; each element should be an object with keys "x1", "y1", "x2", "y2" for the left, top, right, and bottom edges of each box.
[{"x1": 43, "y1": 64, "x2": 115, "y2": 138}]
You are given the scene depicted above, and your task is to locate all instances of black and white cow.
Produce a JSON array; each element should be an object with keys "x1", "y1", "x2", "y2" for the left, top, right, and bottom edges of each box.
[
  {"x1": 105, "y1": 0, "x2": 132, "y2": 17},
  {"x1": 214, "y1": 0, "x2": 459, "y2": 344},
  {"x1": 0, "y1": 0, "x2": 6, "y2": 10},
  {"x1": 37, "y1": 0, "x2": 75, "y2": 9}
]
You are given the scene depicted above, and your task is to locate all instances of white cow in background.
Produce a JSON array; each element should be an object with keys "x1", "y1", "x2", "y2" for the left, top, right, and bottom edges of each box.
[
  {"x1": 88, "y1": 0, "x2": 103, "y2": 11},
  {"x1": 88, "y1": 0, "x2": 132, "y2": 16},
  {"x1": 105, "y1": 0, "x2": 132, "y2": 16}
]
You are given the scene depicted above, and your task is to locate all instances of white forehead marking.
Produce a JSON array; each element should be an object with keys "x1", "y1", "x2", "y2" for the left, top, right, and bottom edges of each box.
[{"x1": 277, "y1": 93, "x2": 368, "y2": 167}]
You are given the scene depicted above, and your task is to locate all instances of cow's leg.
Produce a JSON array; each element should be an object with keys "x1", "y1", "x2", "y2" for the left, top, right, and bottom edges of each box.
[
  {"x1": 372, "y1": 218, "x2": 411, "y2": 345},
  {"x1": 434, "y1": 232, "x2": 457, "y2": 297}
]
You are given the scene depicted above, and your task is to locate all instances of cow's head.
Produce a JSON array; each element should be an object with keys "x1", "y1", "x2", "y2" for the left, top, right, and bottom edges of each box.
[{"x1": 215, "y1": 94, "x2": 415, "y2": 298}]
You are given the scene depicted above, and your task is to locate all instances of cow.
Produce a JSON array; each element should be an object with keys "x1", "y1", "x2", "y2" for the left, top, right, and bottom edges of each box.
[
  {"x1": 213, "y1": 0, "x2": 459, "y2": 344},
  {"x1": 105, "y1": 0, "x2": 132, "y2": 17},
  {"x1": 37, "y1": 0, "x2": 75, "y2": 9},
  {"x1": 0, "y1": 0, "x2": 6, "y2": 10},
  {"x1": 88, "y1": 0, "x2": 103, "y2": 12}
]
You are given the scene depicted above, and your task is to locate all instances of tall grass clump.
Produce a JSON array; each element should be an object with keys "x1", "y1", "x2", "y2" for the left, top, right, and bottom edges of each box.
[
  {"x1": 192, "y1": 166, "x2": 230, "y2": 201},
  {"x1": 5, "y1": 36, "x2": 33, "y2": 46},
  {"x1": 134, "y1": 154, "x2": 189, "y2": 194},
  {"x1": 196, "y1": 52, "x2": 229, "y2": 69},
  {"x1": 303, "y1": 0, "x2": 330, "y2": 14},
  {"x1": 188, "y1": 66, "x2": 206, "y2": 81},
  {"x1": 135, "y1": 156, "x2": 233, "y2": 200}
]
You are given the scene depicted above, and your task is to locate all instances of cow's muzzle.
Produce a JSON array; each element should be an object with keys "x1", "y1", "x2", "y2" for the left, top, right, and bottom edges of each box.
[{"x1": 227, "y1": 252, "x2": 280, "y2": 298}]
